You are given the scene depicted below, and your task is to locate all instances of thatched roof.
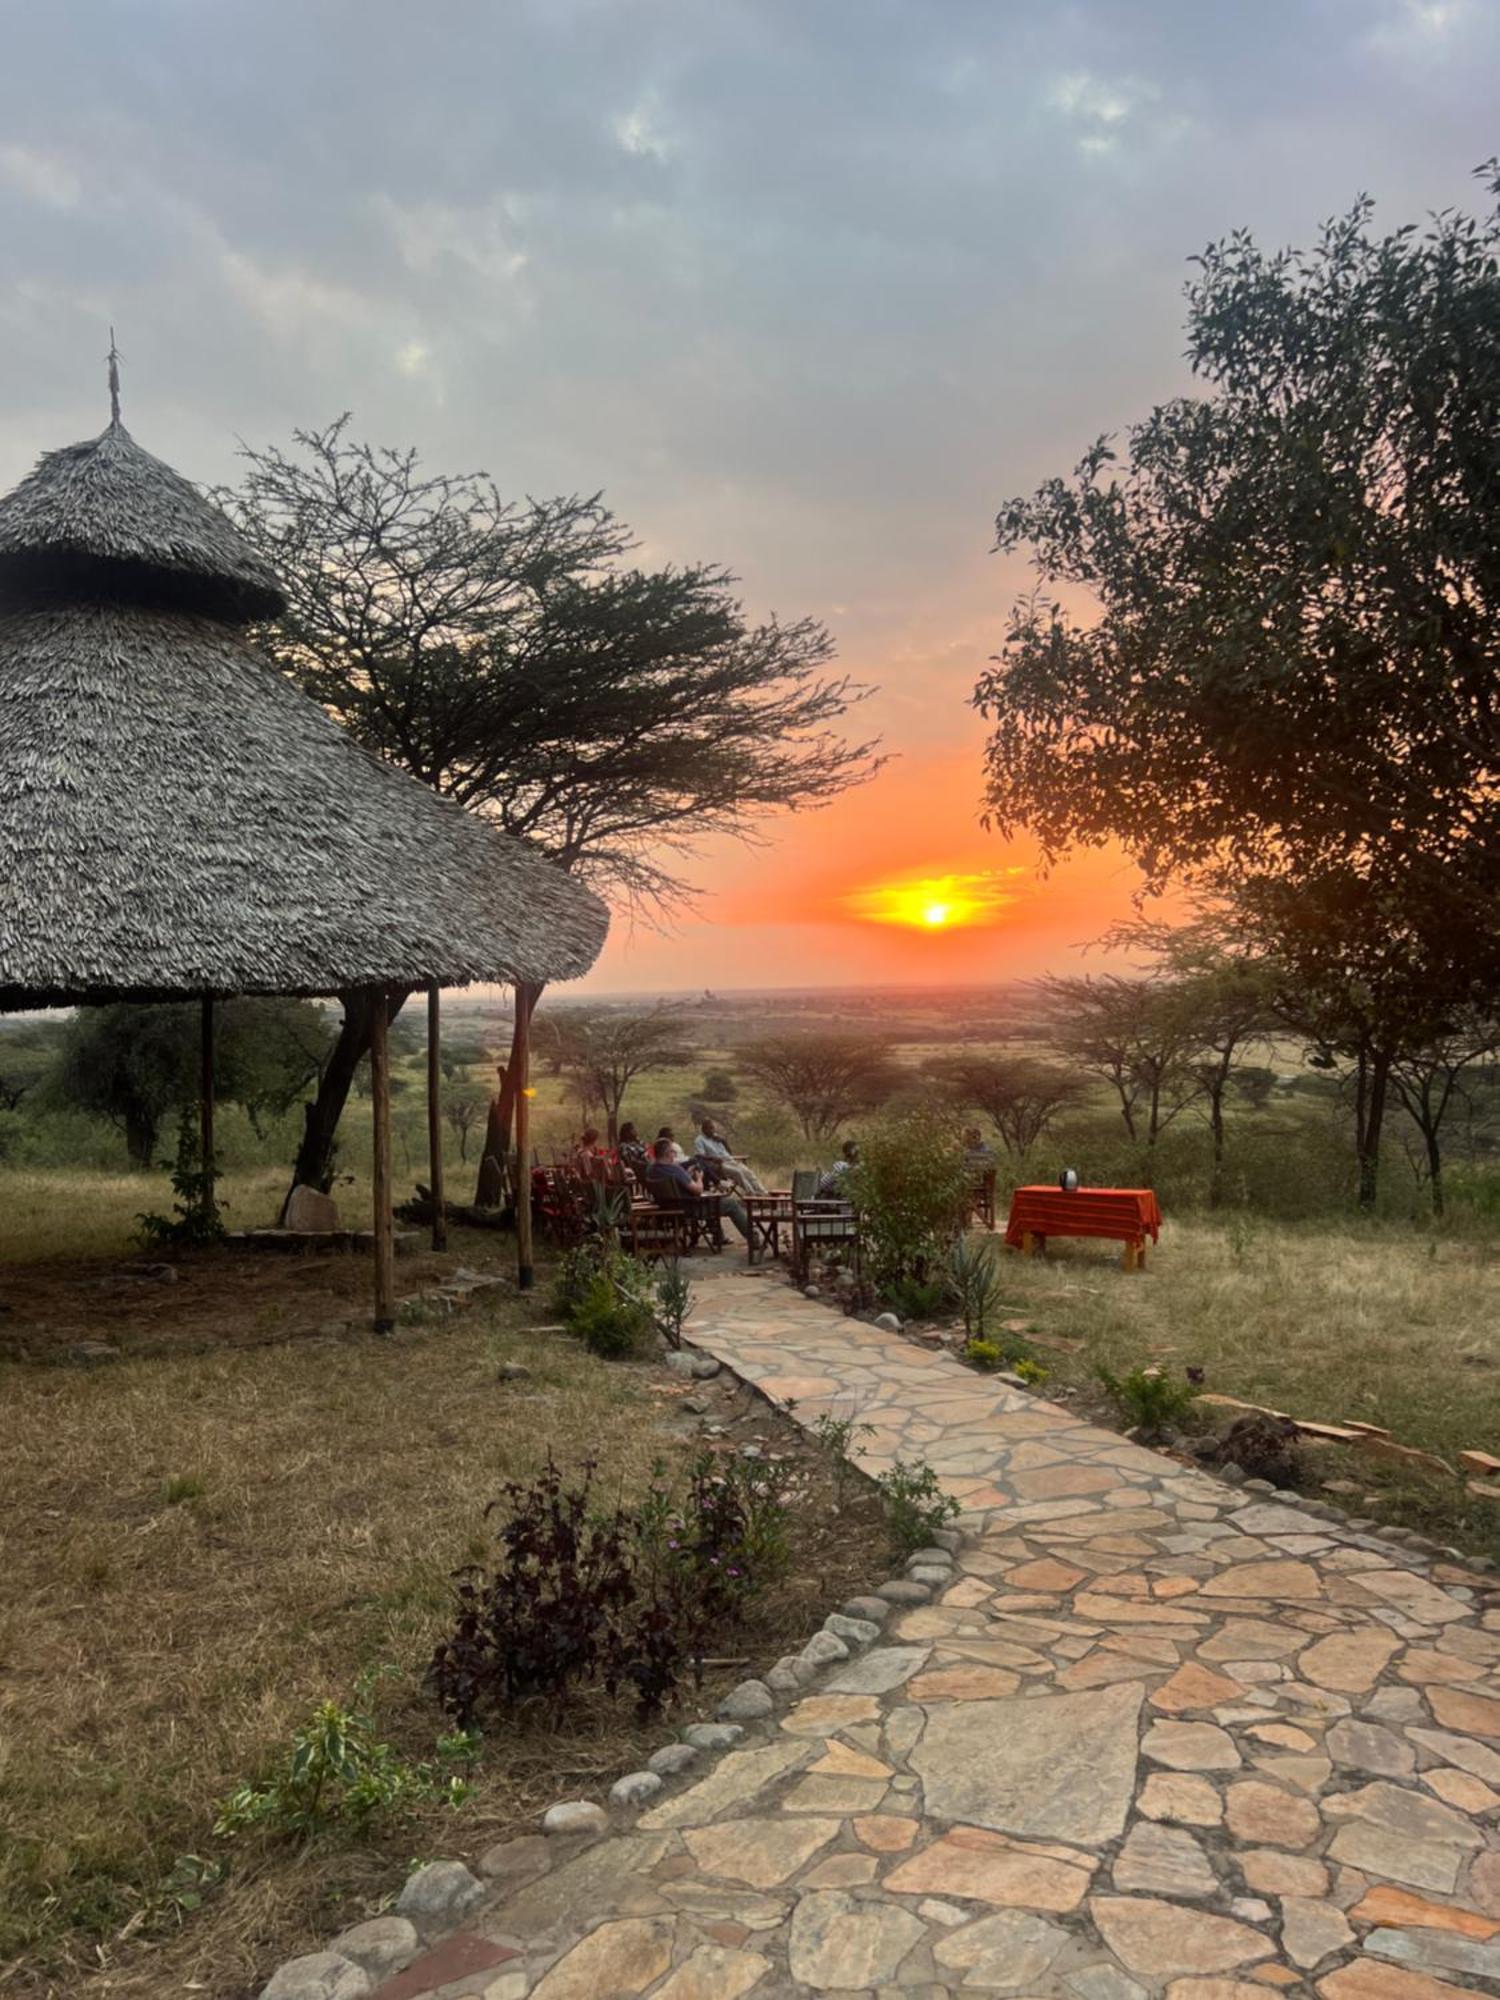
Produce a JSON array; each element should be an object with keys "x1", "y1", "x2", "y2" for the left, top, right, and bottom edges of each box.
[
  {"x1": 0, "y1": 422, "x2": 287, "y2": 623},
  {"x1": 0, "y1": 424, "x2": 609, "y2": 1007}
]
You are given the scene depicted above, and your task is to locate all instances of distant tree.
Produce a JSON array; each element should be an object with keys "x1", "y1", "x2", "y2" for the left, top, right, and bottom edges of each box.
[
  {"x1": 222, "y1": 420, "x2": 881, "y2": 1201},
  {"x1": 1110, "y1": 917, "x2": 1277, "y2": 1205},
  {"x1": 976, "y1": 169, "x2": 1500, "y2": 1203},
  {"x1": 535, "y1": 1006, "x2": 692, "y2": 1145},
  {"x1": 52, "y1": 1000, "x2": 332, "y2": 1165},
  {"x1": 1039, "y1": 976, "x2": 1201, "y2": 1147},
  {"x1": 443, "y1": 1086, "x2": 489, "y2": 1163},
  {"x1": 739, "y1": 1032, "x2": 901, "y2": 1143},
  {"x1": 926, "y1": 1054, "x2": 1082, "y2": 1156},
  {"x1": 1389, "y1": 1012, "x2": 1500, "y2": 1217},
  {"x1": 700, "y1": 1067, "x2": 739, "y2": 1104}
]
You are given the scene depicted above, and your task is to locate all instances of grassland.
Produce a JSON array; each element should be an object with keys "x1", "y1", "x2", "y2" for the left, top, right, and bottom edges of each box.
[{"x1": 0, "y1": 1277, "x2": 890, "y2": 1999}]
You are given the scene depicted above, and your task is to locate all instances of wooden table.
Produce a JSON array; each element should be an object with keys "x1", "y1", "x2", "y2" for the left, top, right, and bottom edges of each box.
[{"x1": 1004, "y1": 1186, "x2": 1163, "y2": 1271}]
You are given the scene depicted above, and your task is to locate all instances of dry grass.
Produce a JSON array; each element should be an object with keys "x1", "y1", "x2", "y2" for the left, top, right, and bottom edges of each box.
[
  {"x1": 985, "y1": 1215, "x2": 1500, "y2": 1554},
  {"x1": 0, "y1": 1282, "x2": 890, "y2": 2000}
]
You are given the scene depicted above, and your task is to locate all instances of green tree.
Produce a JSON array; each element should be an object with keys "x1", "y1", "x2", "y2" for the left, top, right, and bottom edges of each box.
[
  {"x1": 220, "y1": 422, "x2": 881, "y2": 1198},
  {"x1": 976, "y1": 168, "x2": 1500, "y2": 1201},
  {"x1": 1039, "y1": 975, "x2": 1201, "y2": 1148},
  {"x1": 52, "y1": 1001, "x2": 332, "y2": 1167},
  {"x1": 925, "y1": 1053, "x2": 1082, "y2": 1156},
  {"x1": 534, "y1": 1006, "x2": 692, "y2": 1145},
  {"x1": 739, "y1": 1032, "x2": 901, "y2": 1143},
  {"x1": 846, "y1": 1108, "x2": 970, "y2": 1289}
]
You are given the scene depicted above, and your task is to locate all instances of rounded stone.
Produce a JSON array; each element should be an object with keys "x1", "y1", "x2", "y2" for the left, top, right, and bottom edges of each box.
[
  {"x1": 874, "y1": 1312, "x2": 902, "y2": 1332},
  {"x1": 766, "y1": 1657, "x2": 807, "y2": 1693},
  {"x1": 877, "y1": 1579, "x2": 932, "y2": 1606},
  {"x1": 664, "y1": 1351, "x2": 698, "y2": 1377},
  {"x1": 717, "y1": 1679, "x2": 774, "y2": 1721},
  {"x1": 690, "y1": 1355, "x2": 720, "y2": 1379},
  {"x1": 609, "y1": 1770, "x2": 664, "y2": 1809},
  {"x1": 804, "y1": 1286, "x2": 821, "y2": 1299},
  {"x1": 259, "y1": 1953, "x2": 373, "y2": 2000},
  {"x1": 824, "y1": 1613, "x2": 881, "y2": 1648},
  {"x1": 683, "y1": 1721, "x2": 744, "y2": 1751},
  {"x1": 326, "y1": 1917, "x2": 419, "y2": 1980},
  {"x1": 394, "y1": 1859, "x2": 485, "y2": 1931},
  {"x1": 841, "y1": 1596, "x2": 892, "y2": 1625},
  {"x1": 541, "y1": 1800, "x2": 609, "y2": 1837},
  {"x1": 647, "y1": 1741, "x2": 700, "y2": 1776},
  {"x1": 907, "y1": 1564, "x2": 953, "y2": 1588},
  {"x1": 907, "y1": 1548, "x2": 956, "y2": 1570}
]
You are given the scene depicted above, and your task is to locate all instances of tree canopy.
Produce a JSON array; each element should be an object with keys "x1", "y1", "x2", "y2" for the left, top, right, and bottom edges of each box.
[
  {"x1": 738, "y1": 1032, "x2": 901, "y2": 1142},
  {"x1": 975, "y1": 168, "x2": 1500, "y2": 990}
]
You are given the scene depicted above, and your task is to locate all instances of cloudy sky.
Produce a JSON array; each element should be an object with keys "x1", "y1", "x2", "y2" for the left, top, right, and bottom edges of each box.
[{"x1": 2, "y1": 0, "x2": 1495, "y2": 991}]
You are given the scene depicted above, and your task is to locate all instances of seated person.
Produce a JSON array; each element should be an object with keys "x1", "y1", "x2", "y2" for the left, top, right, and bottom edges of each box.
[
  {"x1": 963, "y1": 1126, "x2": 997, "y2": 1171},
  {"x1": 571, "y1": 1127, "x2": 607, "y2": 1179},
  {"x1": 617, "y1": 1121, "x2": 650, "y2": 1181},
  {"x1": 816, "y1": 1139, "x2": 860, "y2": 1200},
  {"x1": 645, "y1": 1138, "x2": 750, "y2": 1243},
  {"x1": 693, "y1": 1117, "x2": 767, "y2": 1195},
  {"x1": 655, "y1": 1125, "x2": 688, "y2": 1164}
]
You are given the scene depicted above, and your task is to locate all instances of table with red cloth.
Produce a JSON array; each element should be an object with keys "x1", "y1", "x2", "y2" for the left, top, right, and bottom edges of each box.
[{"x1": 1004, "y1": 1185, "x2": 1163, "y2": 1270}]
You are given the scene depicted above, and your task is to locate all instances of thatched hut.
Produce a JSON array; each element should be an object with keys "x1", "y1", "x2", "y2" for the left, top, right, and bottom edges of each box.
[{"x1": 0, "y1": 409, "x2": 608, "y2": 1322}]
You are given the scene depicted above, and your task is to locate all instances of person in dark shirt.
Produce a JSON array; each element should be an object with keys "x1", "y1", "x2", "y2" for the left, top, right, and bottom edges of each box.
[
  {"x1": 617, "y1": 1121, "x2": 650, "y2": 1180},
  {"x1": 645, "y1": 1138, "x2": 750, "y2": 1242}
]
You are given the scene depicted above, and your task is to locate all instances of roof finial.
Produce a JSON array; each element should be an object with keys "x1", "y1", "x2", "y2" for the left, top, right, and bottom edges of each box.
[{"x1": 107, "y1": 328, "x2": 122, "y2": 427}]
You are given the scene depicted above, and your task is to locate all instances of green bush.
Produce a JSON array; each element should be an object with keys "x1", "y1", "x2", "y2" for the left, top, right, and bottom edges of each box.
[
  {"x1": 571, "y1": 1267, "x2": 656, "y2": 1357},
  {"x1": 1096, "y1": 1363, "x2": 1199, "y2": 1439},
  {"x1": 875, "y1": 1456, "x2": 961, "y2": 1555},
  {"x1": 964, "y1": 1338, "x2": 1003, "y2": 1372},
  {"x1": 848, "y1": 1108, "x2": 971, "y2": 1289},
  {"x1": 883, "y1": 1274, "x2": 952, "y2": 1321}
]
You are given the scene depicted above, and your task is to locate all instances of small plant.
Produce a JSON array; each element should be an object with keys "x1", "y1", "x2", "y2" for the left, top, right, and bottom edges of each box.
[
  {"x1": 1096, "y1": 1363, "x2": 1200, "y2": 1441},
  {"x1": 950, "y1": 1235, "x2": 1006, "y2": 1342},
  {"x1": 571, "y1": 1267, "x2": 656, "y2": 1357},
  {"x1": 811, "y1": 1410, "x2": 875, "y2": 1507},
  {"x1": 883, "y1": 1275, "x2": 953, "y2": 1321},
  {"x1": 161, "y1": 1473, "x2": 204, "y2": 1505},
  {"x1": 875, "y1": 1456, "x2": 961, "y2": 1556},
  {"x1": 1012, "y1": 1356, "x2": 1049, "y2": 1387},
  {"x1": 652, "y1": 1263, "x2": 693, "y2": 1350},
  {"x1": 964, "y1": 1338, "x2": 1003, "y2": 1372},
  {"x1": 137, "y1": 1107, "x2": 226, "y2": 1248},
  {"x1": 215, "y1": 1671, "x2": 471, "y2": 1842},
  {"x1": 128, "y1": 1853, "x2": 226, "y2": 1937}
]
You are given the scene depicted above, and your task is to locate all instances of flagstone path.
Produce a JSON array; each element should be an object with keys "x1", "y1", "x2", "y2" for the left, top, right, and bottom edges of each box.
[{"x1": 394, "y1": 1270, "x2": 1500, "y2": 2000}]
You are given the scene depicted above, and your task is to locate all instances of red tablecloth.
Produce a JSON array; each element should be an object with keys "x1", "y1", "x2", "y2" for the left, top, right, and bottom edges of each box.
[{"x1": 1005, "y1": 1186, "x2": 1163, "y2": 1250}]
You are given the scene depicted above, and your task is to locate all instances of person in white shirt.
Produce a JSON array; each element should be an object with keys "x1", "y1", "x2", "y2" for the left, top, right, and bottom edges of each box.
[{"x1": 694, "y1": 1117, "x2": 767, "y2": 1195}]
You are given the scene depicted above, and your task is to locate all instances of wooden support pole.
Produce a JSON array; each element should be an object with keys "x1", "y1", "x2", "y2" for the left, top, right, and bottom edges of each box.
[
  {"x1": 369, "y1": 989, "x2": 396, "y2": 1333},
  {"x1": 426, "y1": 982, "x2": 447, "y2": 1252},
  {"x1": 514, "y1": 982, "x2": 537, "y2": 1291},
  {"x1": 200, "y1": 995, "x2": 216, "y2": 1224}
]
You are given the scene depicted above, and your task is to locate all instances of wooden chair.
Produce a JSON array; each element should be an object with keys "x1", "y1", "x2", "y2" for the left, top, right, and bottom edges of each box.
[
  {"x1": 965, "y1": 1166, "x2": 998, "y2": 1231},
  {"x1": 790, "y1": 1169, "x2": 859, "y2": 1282},
  {"x1": 625, "y1": 1206, "x2": 687, "y2": 1263},
  {"x1": 743, "y1": 1190, "x2": 794, "y2": 1264}
]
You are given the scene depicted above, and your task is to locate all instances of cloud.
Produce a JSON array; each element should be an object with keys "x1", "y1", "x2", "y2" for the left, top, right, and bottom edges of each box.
[{"x1": 0, "y1": 142, "x2": 82, "y2": 209}]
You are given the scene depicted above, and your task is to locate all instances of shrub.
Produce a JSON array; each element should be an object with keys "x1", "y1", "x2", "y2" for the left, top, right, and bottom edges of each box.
[
  {"x1": 652, "y1": 1263, "x2": 693, "y2": 1350},
  {"x1": 701, "y1": 1068, "x2": 739, "y2": 1103},
  {"x1": 950, "y1": 1235, "x2": 1005, "y2": 1342},
  {"x1": 1012, "y1": 1356, "x2": 1048, "y2": 1387},
  {"x1": 215, "y1": 1672, "x2": 474, "y2": 1841},
  {"x1": 848, "y1": 1108, "x2": 971, "y2": 1289},
  {"x1": 883, "y1": 1274, "x2": 952, "y2": 1321},
  {"x1": 811, "y1": 1411, "x2": 875, "y2": 1507},
  {"x1": 554, "y1": 1240, "x2": 658, "y2": 1357},
  {"x1": 964, "y1": 1338, "x2": 1003, "y2": 1372},
  {"x1": 1202, "y1": 1411, "x2": 1305, "y2": 1486},
  {"x1": 875, "y1": 1456, "x2": 961, "y2": 1555},
  {"x1": 1096, "y1": 1364, "x2": 1200, "y2": 1440},
  {"x1": 137, "y1": 1107, "x2": 226, "y2": 1248}
]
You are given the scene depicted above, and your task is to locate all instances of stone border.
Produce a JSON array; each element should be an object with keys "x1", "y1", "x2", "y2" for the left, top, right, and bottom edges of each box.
[{"x1": 253, "y1": 1333, "x2": 953, "y2": 1999}]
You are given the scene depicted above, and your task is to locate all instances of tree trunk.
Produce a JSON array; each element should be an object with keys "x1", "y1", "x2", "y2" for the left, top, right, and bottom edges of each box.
[
  {"x1": 474, "y1": 986, "x2": 547, "y2": 1205},
  {"x1": 1424, "y1": 1124, "x2": 1445, "y2": 1218},
  {"x1": 125, "y1": 1108, "x2": 157, "y2": 1168},
  {"x1": 1207, "y1": 1080, "x2": 1227, "y2": 1209},
  {"x1": 1357, "y1": 1049, "x2": 1391, "y2": 1211},
  {"x1": 284, "y1": 988, "x2": 407, "y2": 1214}
]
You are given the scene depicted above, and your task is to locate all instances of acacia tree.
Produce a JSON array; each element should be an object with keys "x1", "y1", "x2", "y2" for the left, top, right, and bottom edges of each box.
[
  {"x1": 220, "y1": 422, "x2": 881, "y2": 1200},
  {"x1": 739, "y1": 1033, "x2": 901, "y2": 1143},
  {"x1": 534, "y1": 1006, "x2": 692, "y2": 1144},
  {"x1": 926, "y1": 1054, "x2": 1082, "y2": 1156},
  {"x1": 1039, "y1": 975, "x2": 1201, "y2": 1147},
  {"x1": 1391, "y1": 1013, "x2": 1500, "y2": 1217},
  {"x1": 976, "y1": 168, "x2": 1500, "y2": 1204}
]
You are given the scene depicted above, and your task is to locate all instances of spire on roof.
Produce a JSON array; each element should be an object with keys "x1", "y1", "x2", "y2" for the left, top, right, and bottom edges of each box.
[{"x1": 107, "y1": 328, "x2": 122, "y2": 428}]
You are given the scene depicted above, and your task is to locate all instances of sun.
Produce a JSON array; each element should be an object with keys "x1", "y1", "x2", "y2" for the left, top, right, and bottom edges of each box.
[{"x1": 842, "y1": 872, "x2": 1023, "y2": 932}]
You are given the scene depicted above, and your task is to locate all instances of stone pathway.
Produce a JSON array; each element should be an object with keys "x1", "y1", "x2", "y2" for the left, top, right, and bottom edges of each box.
[{"x1": 380, "y1": 1270, "x2": 1500, "y2": 2000}]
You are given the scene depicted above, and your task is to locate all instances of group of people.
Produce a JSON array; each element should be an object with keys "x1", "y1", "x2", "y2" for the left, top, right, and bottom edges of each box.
[{"x1": 567, "y1": 1115, "x2": 765, "y2": 1244}]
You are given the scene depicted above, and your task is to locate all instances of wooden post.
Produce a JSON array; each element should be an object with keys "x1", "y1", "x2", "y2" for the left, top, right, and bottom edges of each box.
[
  {"x1": 200, "y1": 995, "x2": 216, "y2": 1225},
  {"x1": 369, "y1": 988, "x2": 396, "y2": 1333},
  {"x1": 514, "y1": 982, "x2": 537, "y2": 1290},
  {"x1": 426, "y1": 983, "x2": 447, "y2": 1252}
]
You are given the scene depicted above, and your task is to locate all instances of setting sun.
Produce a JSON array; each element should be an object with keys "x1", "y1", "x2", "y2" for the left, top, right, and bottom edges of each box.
[{"x1": 843, "y1": 871, "x2": 1025, "y2": 932}]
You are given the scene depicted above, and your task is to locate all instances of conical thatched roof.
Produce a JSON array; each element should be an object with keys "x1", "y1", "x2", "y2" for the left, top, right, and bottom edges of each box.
[
  {"x1": 0, "y1": 422, "x2": 608, "y2": 1008},
  {"x1": 0, "y1": 422, "x2": 287, "y2": 622}
]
